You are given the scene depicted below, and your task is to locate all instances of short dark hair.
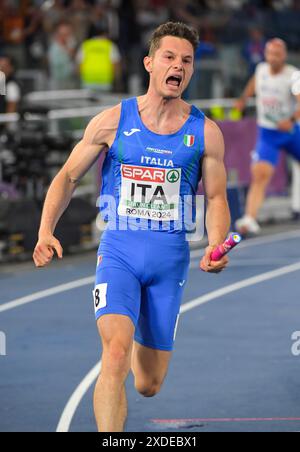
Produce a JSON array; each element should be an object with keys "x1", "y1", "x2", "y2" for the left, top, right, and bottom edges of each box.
[
  {"x1": 88, "y1": 20, "x2": 109, "y2": 39},
  {"x1": 148, "y1": 22, "x2": 199, "y2": 56}
]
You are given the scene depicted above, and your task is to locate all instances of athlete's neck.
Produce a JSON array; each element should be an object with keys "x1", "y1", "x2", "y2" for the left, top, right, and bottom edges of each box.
[
  {"x1": 269, "y1": 64, "x2": 285, "y2": 75},
  {"x1": 137, "y1": 91, "x2": 189, "y2": 128}
]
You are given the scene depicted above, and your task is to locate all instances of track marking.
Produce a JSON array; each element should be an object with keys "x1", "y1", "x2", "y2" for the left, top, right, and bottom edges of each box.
[
  {"x1": 0, "y1": 277, "x2": 94, "y2": 314},
  {"x1": 56, "y1": 362, "x2": 101, "y2": 433},
  {"x1": 189, "y1": 228, "x2": 300, "y2": 260},
  {"x1": 181, "y1": 261, "x2": 300, "y2": 313},
  {"x1": 151, "y1": 417, "x2": 300, "y2": 425},
  {"x1": 189, "y1": 258, "x2": 299, "y2": 270},
  {"x1": 56, "y1": 259, "x2": 300, "y2": 432}
]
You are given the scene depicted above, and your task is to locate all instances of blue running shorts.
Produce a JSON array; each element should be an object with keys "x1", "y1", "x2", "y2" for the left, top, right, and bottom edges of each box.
[
  {"x1": 93, "y1": 228, "x2": 190, "y2": 351},
  {"x1": 253, "y1": 125, "x2": 300, "y2": 167}
]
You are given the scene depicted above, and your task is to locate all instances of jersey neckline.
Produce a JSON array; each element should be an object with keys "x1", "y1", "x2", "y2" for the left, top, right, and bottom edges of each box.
[{"x1": 133, "y1": 97, "x2": 195, "y2": 138}]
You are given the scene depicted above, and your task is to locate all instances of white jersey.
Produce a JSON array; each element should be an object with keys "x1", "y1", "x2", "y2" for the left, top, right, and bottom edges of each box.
[{"x1": 255, "y1": 62, "x2": 298, "y2": 130}]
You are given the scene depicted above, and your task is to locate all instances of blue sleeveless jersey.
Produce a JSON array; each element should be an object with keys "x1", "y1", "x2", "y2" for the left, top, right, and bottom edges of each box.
[{"x1": 99, "y1": 97, "x2": 205, "y2": 234}]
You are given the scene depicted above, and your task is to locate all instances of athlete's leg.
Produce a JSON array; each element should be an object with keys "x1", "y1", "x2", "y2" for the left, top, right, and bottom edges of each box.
[
  {"x1": 284, "y1": 124, "x2": 300, "y2": 164},
  {"x1": 131, "y1": 235, "x2": 189, "y2": 398},
  {"x1": 245, "y1": 161, "x2": 275, "y2": 219},
  {"x1": 94, "y1": 314, "x2": 134, "y2": 432},
  {"x1": 285, "y1": 125, "x2": 300, "y2": 215},
  {"x1": 131, "y1": 342, "x2": 172, "y2": 397},
  {"x1": 236, "y1": 127, "x2": 281, "y2": 234}
]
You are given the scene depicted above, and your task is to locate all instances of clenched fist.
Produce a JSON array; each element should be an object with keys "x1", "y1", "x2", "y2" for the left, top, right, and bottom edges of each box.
[
  {"x1": 33, "y1": 234, "x2": 63, "y2": 268},
  {"x1": 200, "y1": 245, "x2": 229, "y2": 274}
]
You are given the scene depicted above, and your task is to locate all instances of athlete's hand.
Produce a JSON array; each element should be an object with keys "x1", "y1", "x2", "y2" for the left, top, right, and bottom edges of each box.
[
  {"x1": 200, "y1": 245, "x2": 229, "y2": 274},
  {"x1": 33, "y1": 234, "x2": 63, "y2": 268},
  {"x1": 277, "y1": 119, "x2": 294, "y2": 132},
  {"x1": 234, "y1": 98, "x2": 246, "y2": 113}
]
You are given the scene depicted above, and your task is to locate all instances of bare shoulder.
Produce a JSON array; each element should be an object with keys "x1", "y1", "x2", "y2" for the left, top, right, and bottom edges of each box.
[
  {"x1": 204, "y1": 117, "x2": 225, "y2": 159},
  {"x1": 84, "y1": 103, "x2": 122, "y2": 148},
  {"x1": 92, "y1": 103, "x2": 121, "y2": 128}
]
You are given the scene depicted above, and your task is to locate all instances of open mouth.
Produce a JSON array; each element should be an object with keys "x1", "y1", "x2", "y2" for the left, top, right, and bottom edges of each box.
[{"x1": 166, "y1": 75, "x2": 182, "y2": 88}]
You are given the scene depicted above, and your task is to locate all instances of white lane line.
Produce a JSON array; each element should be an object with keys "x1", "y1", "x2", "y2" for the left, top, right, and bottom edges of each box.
[
  {"x1": 181, "y1": 261, "x2": 300, "y2": 313},
  {"x1": 56, "y1": 361, "x2": 101, "y2": 433},
  {"x1": 189, "y1": 229, "x2": 300, "y2": 260},
  {"x1": 56, "y1": 260, "x2": 300, "y2": 433},
  {"x1": 0, "y1": 277, "x2": 94, "y2": 314},
  {"x1": 189, "y1": 258, "x2": 299, "y2": 270}
]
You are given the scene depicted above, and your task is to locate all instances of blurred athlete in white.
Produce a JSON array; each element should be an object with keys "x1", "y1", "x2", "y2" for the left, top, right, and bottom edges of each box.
[{"x1": 235, "y1": 38, "x2": 300, "y2": 235}]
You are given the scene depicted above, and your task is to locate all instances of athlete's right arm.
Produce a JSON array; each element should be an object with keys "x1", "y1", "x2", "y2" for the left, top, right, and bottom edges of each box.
[
  {"x1": 33, "y1": 104, "x2": 121, "y2": 268},
  {"x1": 235, "y1": 75, "x2": 256, "y2": 112}
]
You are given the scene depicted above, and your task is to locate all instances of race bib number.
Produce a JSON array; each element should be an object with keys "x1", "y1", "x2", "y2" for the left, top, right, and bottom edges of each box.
[
  {"x1": 261, "y1": 98, "x2": 284, "y2": 123},
  {"x1": 93, "y1": 283, "x2": 108, "y2": 312},
  {"x1": 118, "y1": 164, "x2": 181, "y2": 221}
]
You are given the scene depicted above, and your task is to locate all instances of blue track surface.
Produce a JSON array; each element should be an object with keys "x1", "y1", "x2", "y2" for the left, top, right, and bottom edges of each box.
[{"x1": 1, "y1": 230, "x2": 300, "y2": 432}]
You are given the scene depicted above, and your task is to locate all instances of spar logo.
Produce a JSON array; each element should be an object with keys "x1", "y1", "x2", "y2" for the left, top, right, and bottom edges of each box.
[
  {"x1": 167, "y1": 170, "x2": 180, "y2": 183},
  {"x1": 122, "y1": 165, "x2": 165, "y2": 183}
]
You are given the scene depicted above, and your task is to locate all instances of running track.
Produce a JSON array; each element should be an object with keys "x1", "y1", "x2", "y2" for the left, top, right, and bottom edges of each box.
[{"x1": 1, "y1": 229, "x2": 300, "y2": 432}]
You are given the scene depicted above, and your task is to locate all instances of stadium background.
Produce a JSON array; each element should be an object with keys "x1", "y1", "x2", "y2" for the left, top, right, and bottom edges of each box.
[
  {"x1": 0, "y1": 0, "x2": 300, "y2": 430},
  {"x1": 0, "y1": 0, "x2": 299, "y2": 261}
]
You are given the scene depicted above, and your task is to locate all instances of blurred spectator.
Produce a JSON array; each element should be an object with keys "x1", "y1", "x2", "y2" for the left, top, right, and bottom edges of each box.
[
  {"x1": 1, "y1": 1, "x2": 26, "y2": 68},
  {"x1": 216, "y1": 3, "x2": 253, "y2": 96},
  {"x1": 48, "y1": 22, "x2": 78, "y2": 90},
  {"x1": 242, "y1": 26, "x2": 266, "y2": 77},
  {"x1": 77, "y1": 20, "x2": 122, "y2": 92},
  {"x1": 276, "y1": 0, "x2": 300, "y2": 50},
  {"x1": 136, "y1": 0, "x2": 169, "y2": 49},
  {"x1": 169, "y1": 0, "x2": 202, "y2": 30},
  {"x1": 136, "y1": 0, "x2": 169, "y2": 90},
  {"x1": 184, "y1": 41, "x2": 217, "y2": 100},
  {"x1": 118, "y1": 0, "x2": 141, "y2": 92},
  {"x1": 91, "y1": 1, "x2": 120, "y2": 42},
  {"x1": 0, "y1": 55, "x2": 21, "y2": 114},
  {"x1": 23, "y1": 2, "x2": 45, "y2": 68},
  {"x1": 42, "y1": 0, "x2": 68, "y2": 36},
  {"x1": 68, "y1": 0, "x2": 92, "y2": 44}
]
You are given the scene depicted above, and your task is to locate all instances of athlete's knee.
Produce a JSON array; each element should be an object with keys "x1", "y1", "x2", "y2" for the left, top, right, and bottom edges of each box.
[
  {"x1": 135, "y1": 379, "x2": 162, "y2": 398},
  {"x1": 102, "y1": 341, "x2": 132, "y2": 378},
  {"x1": 252, "y1": 163, "x2": 274, "y2": 185}
]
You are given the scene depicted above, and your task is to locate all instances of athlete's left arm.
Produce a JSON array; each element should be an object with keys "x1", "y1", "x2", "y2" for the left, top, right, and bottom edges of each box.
[
  {"x1": 292, "y1": 94, "x2": 300, "y2": 122},
  {"x1": 200, "y1": 119, "x2": 231, "y2": 273},
  {"x1": 278, "y1": 94, "x2": 300, "y2": 131}
]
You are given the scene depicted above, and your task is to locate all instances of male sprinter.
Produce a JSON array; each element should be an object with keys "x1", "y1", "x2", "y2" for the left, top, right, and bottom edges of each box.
[
  {"x1": 235, "y1": 38, "x2": 300, "y2": 235},
  {"x1": 33, "y1": 22, "x2": 230, "y2": 432}
]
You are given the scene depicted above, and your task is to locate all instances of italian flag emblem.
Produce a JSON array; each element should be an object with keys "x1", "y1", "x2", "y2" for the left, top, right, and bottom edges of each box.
[{"x1": 184, "y1": 134, "x2": 195, "y2": 147}]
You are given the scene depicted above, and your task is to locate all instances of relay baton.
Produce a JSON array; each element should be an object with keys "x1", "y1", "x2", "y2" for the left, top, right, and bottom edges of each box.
[{"x1": 210, "y1": 233, "x2": 242, "y2": 261}]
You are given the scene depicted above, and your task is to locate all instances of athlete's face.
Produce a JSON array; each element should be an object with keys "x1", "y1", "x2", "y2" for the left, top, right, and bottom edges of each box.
[
  {"x1": 265, "y1": 42, "x2": 287, "y2": 71},
  {"x1": 144, "y1": 36, "x2": 194, "y2": 99},
  {"x1": 0, "y1": 57, "x2": 12, "y2": 77}
]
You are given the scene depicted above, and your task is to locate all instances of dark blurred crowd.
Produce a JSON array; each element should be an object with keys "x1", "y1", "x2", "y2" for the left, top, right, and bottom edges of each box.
[{"x1": 0, "y1": 0, "x2": 300, "y2": 105}]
